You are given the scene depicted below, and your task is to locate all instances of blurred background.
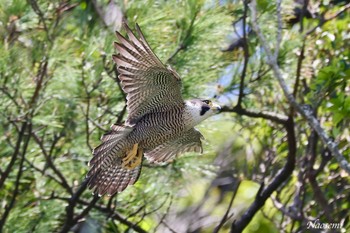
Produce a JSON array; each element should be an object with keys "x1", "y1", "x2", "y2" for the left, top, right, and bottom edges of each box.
[{"x1": 0, "y1": 0, "x2": 349, "y2": 232}]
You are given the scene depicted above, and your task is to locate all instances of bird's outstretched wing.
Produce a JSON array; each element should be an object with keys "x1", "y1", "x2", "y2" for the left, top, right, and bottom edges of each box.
[
  {"x1": 145, "y1": 128, "x2": 204, "y2": 163},
  {"x1": 113, "y1": 22, "x2": 184, "y2": 125},
  {"x1": 87, "y1": 124, "x2": 141, "y2": 195},
  {"x1": 88, "y1": 160, "x2": 141, "y2": 196}
]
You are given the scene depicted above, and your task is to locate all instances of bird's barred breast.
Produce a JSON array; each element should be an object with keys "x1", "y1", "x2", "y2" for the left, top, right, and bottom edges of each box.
[{"x1": 126, "y1": 107, "x2": 187, "y2": 151}]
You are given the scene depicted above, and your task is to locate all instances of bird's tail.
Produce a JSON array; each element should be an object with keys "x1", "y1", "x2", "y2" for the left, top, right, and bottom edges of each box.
[{"x1": 87, "y1": 124, "x2": 142, "y2": 196}]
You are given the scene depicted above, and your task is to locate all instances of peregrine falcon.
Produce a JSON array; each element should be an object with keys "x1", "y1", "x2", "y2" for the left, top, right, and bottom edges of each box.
[{"x1": 87, "y1": 22, "x2": 221, "y2": 196}]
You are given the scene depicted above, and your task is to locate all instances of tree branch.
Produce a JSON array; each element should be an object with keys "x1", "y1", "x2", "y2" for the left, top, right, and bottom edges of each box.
[
  {"x1": 250, "y1": 0, "x2": 350, "y2": 174},
  {"x1": 167, "y1": 9, "x2": 199, "y2": 63},
  {"x1": 231, "y1": 117, "x2": 296, "y2": 232},
  {"x1": 214, "y1": 180, "x2": 241, "y2": 233},
  {"x1": 0, "y1": 123, "x2": 32, "y2": 231},
  {"x1": 221, "y1": 105, "x2": 288, "y2": 125},
  {"x1": 31, "y1": 131, "x2": 73, "y2": 194},
  {"x1": 236, "y1": 1, "x2": 250, "y2": 107},
  {"x1": 304, "y1": 3, "x2": 350, "y2": 37}
]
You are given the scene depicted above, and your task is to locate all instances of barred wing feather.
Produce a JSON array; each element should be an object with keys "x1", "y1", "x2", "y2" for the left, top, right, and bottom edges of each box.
[
  {"x1": 145, "y1": 128, "x2": 204, "y2": 163},
  {"x1": 113, "y1": 23, "x2": 184, "y2": 125}
]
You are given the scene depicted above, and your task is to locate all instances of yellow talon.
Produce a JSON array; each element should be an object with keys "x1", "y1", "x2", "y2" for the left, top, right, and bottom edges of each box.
[{"x1": 122, "y1": 144, "x2": 143, "y2": 169}]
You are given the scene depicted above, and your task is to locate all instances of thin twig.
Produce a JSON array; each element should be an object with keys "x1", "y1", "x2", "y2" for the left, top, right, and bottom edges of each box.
[
  {"x1": 236, "y1": 1, "x2": 249, "y2": 107},
  {"x1": 31, "y1": 131, "x2": 73, "y2": 194},
  {"x1": 304, "y1": 3, "x2": 350, "y2": 37},
  {"x1": 274, "y1": 0, "x2": 283, "y2": 60},
  {"x1": 167, "y1": 9, "x2": 199, "y2": 63},
  {"x1": 154, "y1": 195, "x2": 173, "y2": 232},
  {"x1": 213, "y1": 180, "x2": 241, "y2": 233},
  {"x1": 28, "y1": 0, "x2": 51, "y2": 42}
]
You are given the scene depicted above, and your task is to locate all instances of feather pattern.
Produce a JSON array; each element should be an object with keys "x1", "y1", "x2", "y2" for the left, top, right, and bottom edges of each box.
[
  {"x1": 88, "y1": 162, "x2": 141, "y2": 196},
  {"x1": 87, "y1": 22, "x2": 220, "y2": 196},
  {"x1": 145, "y1": 128, "x2": 204, "y2": 163},
  {"x1": 87, "y1": 124, "x2": 139, "y2": 195},
  {"x1": 114, "y1": 22, "x2": 184, "y2": 125}
]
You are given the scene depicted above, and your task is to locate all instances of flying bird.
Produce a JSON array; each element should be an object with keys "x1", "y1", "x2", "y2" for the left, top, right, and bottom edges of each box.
[{"x1": 87, "y1": 22, "x2": 221, "y2": 196}]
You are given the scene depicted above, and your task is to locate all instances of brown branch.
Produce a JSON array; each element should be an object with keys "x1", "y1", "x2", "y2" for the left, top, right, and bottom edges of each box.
[
  {"x1": 154, "y1": 195, "x2": 173, "y2": 232},
  {"x1": 0, "y1": 121, "x2": 27, "y2": 189},
  {"x1": 0, "y1": 123, "x2": 32, "y2": 231},
  {"x1": 307, "y1": 174, "x2": 333, "y2": 222},
  {"x1": 28, "y1": 0, "x2": 52, "y2": 42},
  {"x1": 231, "y1": 117, "x2": 296, "y2": 232},
  {"x1": 29, "y1": 59, "x2": 48, "y2": 110},
  {"x1": 160, "y1": 220, "x2": 177, "y2": 233},
  {"x1": 53, "y1": 191, "x2": 148, "y2": 233},
  {"x1": 73, "y1": 196, "x2": 100, "y2": 223},
  {"x1": 24, "y1": 157, "x2": 65, "y2": 188},
  {"x1": 0, "y1": 54, "x2": 48, "y2": 192},
  {"x1": 305, "y1": 130, "x2": 333, "y2": 222},
  {"x1": 220, "y1": 105, "x2": 288, "y2": 125},
  {"x1": 290, "y1": 41, "x2": 306, "y2": 117},
  {"x1": 236, "y1": 1, "x2": 249, "y2": 107},
  {"x1": 214, "y1": 180, "x2": 241, "y2": 233},
  {"x1": 292, "y1": 41, "x2": 305, "y2": 99},
  {"x1": 59, "y1": 179, "x2": 90, "y2": 233},
  {"x1": 0, "y1": 87, "x2": 21, "y2": 108},
  {"x1": 31, "y1": 131, "x2": 72, "y2": 194},
  {"x1": 108, "y1": 212, "x2": 148, "y2": 233},
  {"x1": 299, "y1": 0, "x2": 309, "y2": 32}
]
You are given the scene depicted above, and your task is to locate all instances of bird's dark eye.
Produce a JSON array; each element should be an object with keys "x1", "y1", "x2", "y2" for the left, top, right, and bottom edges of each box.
[
  {"x1": 200, "y1": 106, "x2": 210, "y2": 116},
  {"x1": 202, "y1": 100, "x2": 211, "y2": 105}
]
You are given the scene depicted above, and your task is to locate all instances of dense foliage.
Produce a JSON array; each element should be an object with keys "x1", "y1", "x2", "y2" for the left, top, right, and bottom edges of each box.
[{"x1": 0, "y1": 0, "x2": 349, "y2": 232}]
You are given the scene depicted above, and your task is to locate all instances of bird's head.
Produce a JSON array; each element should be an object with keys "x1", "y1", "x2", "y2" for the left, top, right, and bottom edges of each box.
[{"x1": 184, "y1": 99, "x2": 221, "y2": 127}]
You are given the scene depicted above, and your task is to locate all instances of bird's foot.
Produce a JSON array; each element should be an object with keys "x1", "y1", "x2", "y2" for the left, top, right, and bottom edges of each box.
[{"x1": 122, "y1": 144, "x2": 143, "y2": 169}]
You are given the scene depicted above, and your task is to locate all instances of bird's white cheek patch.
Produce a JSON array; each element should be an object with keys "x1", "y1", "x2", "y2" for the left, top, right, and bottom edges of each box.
[{"x1": 183, "y1": 102, "x2": 211, "y2": 127}]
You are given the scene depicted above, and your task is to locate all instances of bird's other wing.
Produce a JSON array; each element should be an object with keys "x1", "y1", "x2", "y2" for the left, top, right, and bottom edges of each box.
[
  {"x1": 144, "y1": 128, "x2": 204, "y2": 163},
  {"x1": 87, "y1": 125, "x2": 141, "y2": 195},
  {"x1": 88, "y1": 161, "x2": 141, "y2": 196},
  {"x1": 87, "y1": 124, "x2": 133, "y2": 177},
  {"x1": 113, "y1": 22, "x2": 184, "y2": 125}
]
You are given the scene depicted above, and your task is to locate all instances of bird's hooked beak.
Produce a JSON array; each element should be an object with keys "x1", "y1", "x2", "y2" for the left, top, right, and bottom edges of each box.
[{"x1": 210, "y1": 102, "x2": 221, "y2": 113}]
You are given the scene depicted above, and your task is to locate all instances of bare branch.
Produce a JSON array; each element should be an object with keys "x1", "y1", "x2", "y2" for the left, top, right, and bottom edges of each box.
[
  {"x1": 236, "y1": 1, "x2": 250, "y2": 107},
  {"x1": 231, "y1": 117, "x2": 296, "y2": 232},
  {"x1": 0, "y1": 123, "x2": 32, "y2": 231},
  {"x1": 214, "y1": 180, "x2": 241, "y2": 233},
  {"x1": 31, "y1": 131, "x2": 73, "y2": 194},
  {"x1": 59, "y1": 179, "x2": 90, "y2": 233},
  {"x1": 0, "y1": 122, "x2": 27, "y2": 189},
  {"x1": 154, "y1": 195, "x2": 173, "y2": 232},
  {"x1": 221, "y1": 105, "x2": 288, "y2": 125},
  {"x1": 250, "y1": 0, "x2": 350, "y2": 174}
]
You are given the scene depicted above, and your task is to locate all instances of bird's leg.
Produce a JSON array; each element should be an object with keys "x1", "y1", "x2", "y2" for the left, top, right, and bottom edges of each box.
[
  {"x1": 122, "y1": 144, "x2": 143, "y2": 169},
  {"x1": 122, "y1": 143, "x2": 138, "y2": 166},
  {"x1": 129, "y1": 147, "x2": 143, "y2": 169}
]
